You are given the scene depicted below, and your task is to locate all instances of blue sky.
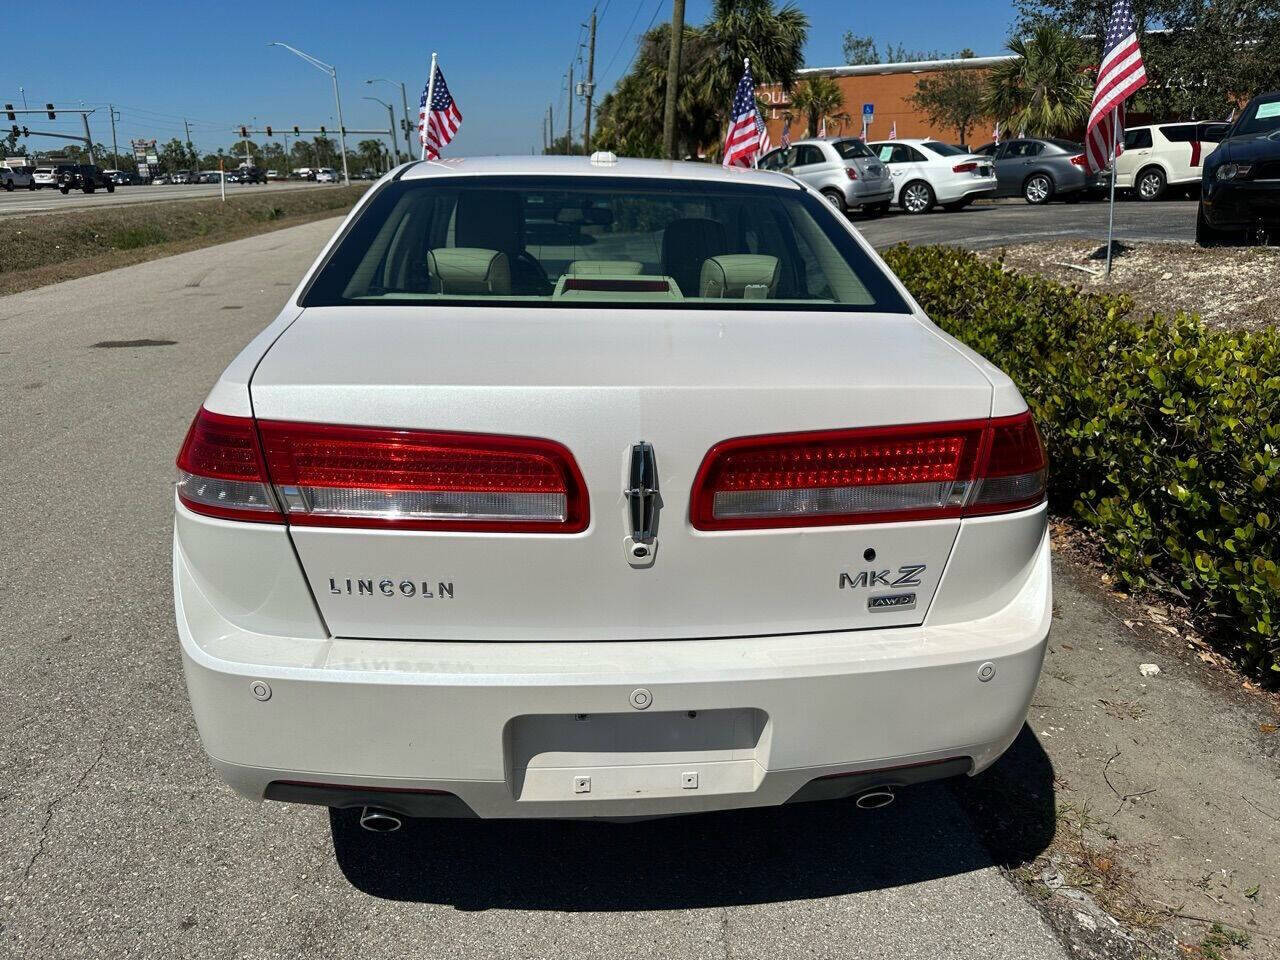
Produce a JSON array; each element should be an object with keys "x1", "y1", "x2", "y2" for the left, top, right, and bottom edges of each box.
[{"x1": 4, "y1": 1, "x2": 1017, "y2": 158}]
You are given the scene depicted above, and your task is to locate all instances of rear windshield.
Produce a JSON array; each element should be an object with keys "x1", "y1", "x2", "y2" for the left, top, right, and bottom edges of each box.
[
  {"x1": 922, "y1": 141, "x2": 966, "y2": 156},
  {"x1": 301, "y1": 175, "x2": 910, "y2": 312},
  {"x1": 832, "y1": 139, "x2": 874, "y2": 159}
]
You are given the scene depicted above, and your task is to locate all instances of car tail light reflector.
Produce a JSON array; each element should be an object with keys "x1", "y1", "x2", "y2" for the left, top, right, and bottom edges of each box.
[
  {"x1": 952, "y1": 161, "x2": 977, "y2": 173},
  {"x1": 175, "y1": 408, "x2": 282, "y2": 523},
  {"x1": 844, "y1": 166, "x2": 859, "y2": 180},
  {"x1": 255, "y1": 421, "x2": 589, "y2": 532},
  {"x1": 1070, "y1": 154, "x2": 1087, "y2": 167},
  {"x1": 690, "y1": 412, "x2": 1045, "y2": 530}
]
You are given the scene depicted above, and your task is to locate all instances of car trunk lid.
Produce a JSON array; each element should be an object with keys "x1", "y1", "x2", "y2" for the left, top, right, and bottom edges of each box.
[{"x1": 250, "y1": 306, "x2": 994, "y2": 641}]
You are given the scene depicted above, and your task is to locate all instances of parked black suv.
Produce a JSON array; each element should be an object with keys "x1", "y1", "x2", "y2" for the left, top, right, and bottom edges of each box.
[
  {"x1": 1198, "y1": 91, "x2": 1280, "y2": 246},
  {"x1": 237, "y1": 166, "x2": 267, "y2": 184},
  {"x1": 58, "y1": 164, "x2": 115, "y2": 195}
]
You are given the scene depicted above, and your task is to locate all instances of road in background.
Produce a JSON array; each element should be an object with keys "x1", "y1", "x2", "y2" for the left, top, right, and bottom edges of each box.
[
  {"x1": 0, "y1": 180, "x2": 350, "y2": 217},
  {"x1": 0, "y1": 217, "x2": 1070, "y2": 960},
  {"x1": 857, "y1": 196, "x2": 1199, "y2": 249}
]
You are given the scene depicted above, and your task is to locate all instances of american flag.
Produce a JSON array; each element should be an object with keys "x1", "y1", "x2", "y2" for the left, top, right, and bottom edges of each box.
[
  {"x1": 722, "y1": 60, "x2": 767, "y2": 167},
  {"x1": 888, "y1": 121, "x2": 897, "y2": 140},
  {"x1": 418, "y1": 63, "x2": 463, "y2": 159},
  {"x1": 781, "y1": 114, "x2": 791, "y2": 147},
  {"x1": 1084, "y1": 0, "x2": 1148, "y2": 175}
]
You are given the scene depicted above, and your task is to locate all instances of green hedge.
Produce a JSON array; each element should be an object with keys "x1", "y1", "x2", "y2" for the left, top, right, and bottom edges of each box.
[{"x1": 882, "y1": 245, "x2": 1280, "y2": 677}]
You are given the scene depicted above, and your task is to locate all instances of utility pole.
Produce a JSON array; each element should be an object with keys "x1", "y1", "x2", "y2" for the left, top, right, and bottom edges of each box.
[
  {"x1": 81, "y1": 112, "x2": 95, "y2": 162},
  {"x1": 581, "y1": 8, "x2": 596, "y2": 152},
  {"x1": 183, "y1": 117, "x2": 193, "y2": 166},
  {"x1": 547, "y1": 103, "x2": 554, "y2": 153},
  {"x1": 662, "y1": 0, "x2": 687, "y2": 160},
  {"x1": 565, "y1": 63, "x2": 574, "y2": 155},
  {"x1": 109, "y1": 104, "x2": 120, "y2": 167}
]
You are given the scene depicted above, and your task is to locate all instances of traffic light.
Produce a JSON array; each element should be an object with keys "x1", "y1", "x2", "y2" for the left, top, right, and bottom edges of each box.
[
  {"x1": 293, "y1": 125, "x2": 300, "y2": 136},
  {"x1": 21, "y1": 126, "x2": 29, "y2": 138},
  {"x1": 4, "y1": 104, "x2": 14, "y2": 122},
  {"x1": 319, "y1": 125, "x2": 326, "y2": 135},
  {"x1": 46, "y1": 103, "x2": 55, "y2": 120},
  {"x1": 265, "y1": 125, "x2": 272, "y2": 137},
  {"x1": 240, "y1": 126, "x2": 248, "y2": 139},
  {"x1": 9, "y1": 125, "x2": 17, "y2": 139}
]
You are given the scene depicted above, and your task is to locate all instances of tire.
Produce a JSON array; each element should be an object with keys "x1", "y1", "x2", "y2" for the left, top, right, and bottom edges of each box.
[
  {"x1": 3, "y1": 180, "x2": 12, "y2": 192},
  {"x1": 106, "y1": 182, "x2": 115, "y2": 193},
  {"x1": 60, "y1": 186, "x2": 69, "y2": 194},
  {"x1": 941, "y1": 198, "x2": 971, "y2": 212},
  {"x1": 821, "y1": 188, "x2": 847, "y2": 214},
  {"x1": 1023, "y1": 173, "x2": 1053, "y2": 205},
  {"x1": 900, "y1": 180, "x2": 935, "y2": 214},
  {"x1": 28, "y1": 180, "x2": 36, "y2": 190},
  {"x1": 1136, "y1": 166, "x2": 1166, "y2": 201},
  {"x1": 1195, "y1": 202, "x2": 1238, "y2": 247}
]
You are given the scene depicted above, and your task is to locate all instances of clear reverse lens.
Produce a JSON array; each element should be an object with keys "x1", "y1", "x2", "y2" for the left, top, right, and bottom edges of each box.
[
  {"x1": 176, "y1": 472, "x2": 278, "y2": 514},
  {"x1": 713, "y1": 481, "x2": 970, "y2": 519},
  {"x1": 286, "y1": 487, "x2": 567, "y2": 523}
]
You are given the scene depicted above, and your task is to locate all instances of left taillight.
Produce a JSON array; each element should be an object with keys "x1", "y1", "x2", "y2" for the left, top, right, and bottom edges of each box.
[
  {"x1": 953, "y1": 161, "x2": 978, "y2": 173},
  {"x1": 1070, "y1": 154, "x2": 1088, "y2": 167},
  {"x1": 175, "y1": 408, "x2": 282, "y2": 523},
  {"x1": 256, "y1": 421, "x2": 589, "y2": 533}
]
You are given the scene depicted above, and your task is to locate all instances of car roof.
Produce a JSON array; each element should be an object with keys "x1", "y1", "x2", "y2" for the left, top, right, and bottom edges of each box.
[{"x1": 397, "y1": 154, "x2": 799, "y2": 189}]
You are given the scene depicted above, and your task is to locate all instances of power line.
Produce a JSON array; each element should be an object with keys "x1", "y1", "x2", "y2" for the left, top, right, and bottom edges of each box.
[{"x1": 600, "y1": 0, "x2": 650, "y2": 85}]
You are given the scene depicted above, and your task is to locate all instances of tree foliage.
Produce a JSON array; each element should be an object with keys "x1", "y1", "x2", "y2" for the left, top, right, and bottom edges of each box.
[
  {"x1": 841, "y1": 34, "x2": 942, "y2": 66},
  {"x1": 593, "y1": 0, "x2": 808, "y2": 159},
  {"x1": 1013, "y1": 0, "x2": 1280, "y2": 120},
  {"x1": 789, "y1": 75, "x2": 845, "y2": 137},
  {"x1": 910, "y1": 52, "x2": 989, "y2": 145},
  {"x1": 982, "y1": 25, "x2": 1093, "y2": 137}
]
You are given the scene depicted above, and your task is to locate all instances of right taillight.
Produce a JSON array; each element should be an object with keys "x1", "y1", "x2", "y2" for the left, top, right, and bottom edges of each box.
[
  {"x1": 965, "y1": 411, "x2": 1048, "y2": 515},
  {"x1": 689, "y1": 411, "x2": 1046, "y2": 530},
  {"x1": 953, "y1": 161, "x2": 977, "y2": 173}
]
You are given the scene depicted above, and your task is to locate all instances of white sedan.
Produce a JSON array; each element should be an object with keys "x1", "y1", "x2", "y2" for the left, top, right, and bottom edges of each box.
[
  {"x1": 866, "y1": 139, "x2": 998, "y2": 214},
  {"x1": 174, "y1": 154, "x2": 1050, "y2": 829}
]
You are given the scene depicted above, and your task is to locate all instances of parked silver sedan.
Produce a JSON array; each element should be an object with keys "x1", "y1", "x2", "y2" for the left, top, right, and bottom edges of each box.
[
  {"x1": 973, "y1": 138, "x2": 1108, "y2": 204},
  {"x1": 759, "y1": 138, "x2": 895, "y2": 216}
]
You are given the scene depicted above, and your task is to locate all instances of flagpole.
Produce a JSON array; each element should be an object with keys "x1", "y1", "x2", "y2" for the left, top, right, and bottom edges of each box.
[
  {"x1": 1105, "y1": 107, "x2": 1119, "y2": 278},
  {"x1": 421, "y1": 52, "x2": 438, "y2": 161}
]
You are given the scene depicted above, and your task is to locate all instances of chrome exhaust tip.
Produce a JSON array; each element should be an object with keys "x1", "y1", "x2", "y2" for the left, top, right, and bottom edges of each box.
[
  {"x1": 358, "y1": 806, "x2": 403, "y2": 833},
  {"x1": 854, "y1": 787, "x2": 896, "y2": 810}
]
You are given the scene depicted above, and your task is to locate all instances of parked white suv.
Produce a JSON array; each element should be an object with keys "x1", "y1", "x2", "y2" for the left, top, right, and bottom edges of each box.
[
  {"x1": 1, "y1": 164, "x2": 36, "y2": 191},
  {"x1": 866, "y1": 139, "x2": 997, "y2": 213},
  {"x1": 1115, "y1": 121, "x2": 1231, "y2": 200},
  {"x1": 174, "y1": 156, "x2": 1050, "y2": 829}
]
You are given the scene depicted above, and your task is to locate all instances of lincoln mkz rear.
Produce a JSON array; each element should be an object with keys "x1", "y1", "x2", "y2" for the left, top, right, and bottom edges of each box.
[{"x1": 173, "y1": 156, "x2": 1050, "y2": 828}]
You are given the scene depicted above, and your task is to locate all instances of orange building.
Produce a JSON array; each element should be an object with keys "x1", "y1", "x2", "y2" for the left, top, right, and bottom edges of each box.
[{"x1": 758, "y1": 55, "x2": 1016, "y2": 146}]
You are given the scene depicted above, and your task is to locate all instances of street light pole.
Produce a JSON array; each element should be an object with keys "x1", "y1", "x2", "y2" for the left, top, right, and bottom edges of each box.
[
  {"x1": 270, "y1": 41, "x2": 351, "y2": 185},
  {"x1": 363, "y1": 96, "x2": 400, "y2": 165},
  {"x1": 368, "y1": 78, "x2": 412, "y2": 156}
]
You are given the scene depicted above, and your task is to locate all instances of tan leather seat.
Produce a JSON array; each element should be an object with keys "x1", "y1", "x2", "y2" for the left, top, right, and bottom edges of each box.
[
  {"x1": 426, "y1": 248, "x2": 511, "y2": 295},
  {"x1": 699, "y1": 254, "x2": 781, "y2": 299}
]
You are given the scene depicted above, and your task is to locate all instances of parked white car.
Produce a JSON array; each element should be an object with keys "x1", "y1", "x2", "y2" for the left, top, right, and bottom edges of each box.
[
  {"x1": 1, "y1": 164, "x2": 36, "y2": 191},
  {"x1": 174, "y1": 155, "x2": 1051, "y2": 829},
  {"x1": 865, "y1": 138, "x2": 998, "y2": 213},
  {"x1": 1115, "y1": 121, "x2": 1231, "y2": 200}
]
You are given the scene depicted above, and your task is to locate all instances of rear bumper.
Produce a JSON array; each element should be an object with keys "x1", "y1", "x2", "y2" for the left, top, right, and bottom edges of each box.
[
  {"x1": 176, "y1": 517, "x2": 1051, "y2": 820},
  {"x1": 843, "y1": 181, "x2": 894, "y2": 206},
  {"x1": 936, "y1": 177, "x2": 997, "y2": 203}
]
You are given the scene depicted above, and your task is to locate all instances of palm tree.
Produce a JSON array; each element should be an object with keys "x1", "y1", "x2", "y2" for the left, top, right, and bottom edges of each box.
[
  {"x1": 790, "y1": 75, "x2": 846, "y2": 137},
  {"x1": 357, "y1": 139, "x2": 385, "y2": 172},
  {"x1": 698, "y1": 0, "x2": 809, "y2": 118},
  {"x1": 983, "y1": 26, "x2": 1093, "y2": 138}
]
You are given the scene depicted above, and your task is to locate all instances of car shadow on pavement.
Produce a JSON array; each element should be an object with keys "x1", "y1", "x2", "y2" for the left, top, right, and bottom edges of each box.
[{"x1": 329, "y1": 724, "x2": 1054, "y2": 910}]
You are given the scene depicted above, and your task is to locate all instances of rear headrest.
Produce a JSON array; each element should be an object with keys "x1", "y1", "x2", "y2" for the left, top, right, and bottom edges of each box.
[
  {"x1": 699, "y1": 254, "x2": 780, "y2": 299},
  {"x1": 662, "y1": 217, "x2": 728, "y2": 297},
  {"x1": 566, "y1": 260, "x2": 644, "y2": 275},
  {"x1": 427, "y1": 248, "x2": 511, "y2": 295}
]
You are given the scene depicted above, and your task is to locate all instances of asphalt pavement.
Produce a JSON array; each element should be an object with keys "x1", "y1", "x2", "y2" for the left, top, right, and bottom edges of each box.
[
  {"x1": 0, "y1": 180, "x2": 349, "y2": 218},
  {"x1": 857, "y1": 194, "x2": 1200, "y2": 249},
  {"x1": 0, "y1": 216, "x2": 1078, "y2": 959}
]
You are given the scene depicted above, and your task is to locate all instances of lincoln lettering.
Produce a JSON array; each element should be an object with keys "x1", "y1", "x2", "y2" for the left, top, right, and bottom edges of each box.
[{"x1": 329, "y1": 578, "x2": 454, "y2": 599}]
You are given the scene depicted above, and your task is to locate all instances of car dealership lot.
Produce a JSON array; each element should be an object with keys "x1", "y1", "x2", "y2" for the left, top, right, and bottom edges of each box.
[
  {"x1": 0, "y1": 179, "x2": 337, "y2": 218},
  {"x1": 2, "y1": 207, "x2": 1269, "y2": 960}
]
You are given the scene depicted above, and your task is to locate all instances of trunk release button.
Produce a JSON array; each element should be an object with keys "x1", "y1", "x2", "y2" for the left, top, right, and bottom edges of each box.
[{"x1": 629, "y1": 688, "x2": 653, "y2": 710}]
